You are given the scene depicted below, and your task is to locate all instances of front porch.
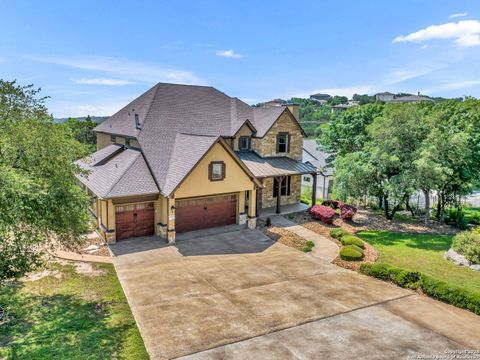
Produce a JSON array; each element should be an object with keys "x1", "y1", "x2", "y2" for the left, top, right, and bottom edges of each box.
[{"x1": 259, "y1": 202, "x2": 309, "y2": 218}]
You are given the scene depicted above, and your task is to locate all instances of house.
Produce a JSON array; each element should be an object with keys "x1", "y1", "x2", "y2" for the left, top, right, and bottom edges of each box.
[
  {"x1": 302, "y1": 139, "x2": 333, "y2": 199},
  {"x1": 331, "y1": 103, "x2": 358, "y2": 112},
  {"x1": 76, "y1": 83, "x2": 317, "y2": 243},
  {"x1": 309, "y1": 93, "x2": 331, "y2": 102},
  {"x1": 375, "y1": 92, "x2": 395, "y2": 102},
  {"x1": 375, "y1": 91, "x2": 434, "y2": 103}
]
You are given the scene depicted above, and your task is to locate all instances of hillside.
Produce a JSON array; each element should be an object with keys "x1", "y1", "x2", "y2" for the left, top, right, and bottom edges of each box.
[{"x1": 54, "y1": 116, "x2": 109, "y2": 124}]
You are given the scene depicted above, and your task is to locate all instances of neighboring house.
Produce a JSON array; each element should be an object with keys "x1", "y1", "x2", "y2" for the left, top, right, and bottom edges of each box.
[
  {"x1": 302, "y1": 139, "x2": 333, "y2": 199},
  {"x1": 375, "y1": 91, "x2": 434, "y2": 103},
  {"x1": 309, "y1": 93, "x2": 331, "y2": 102},
  {"x1": 76, "y1": 83, "x2": 317, "y2": 243},
  {"x1": 331, "y1": 103, "x2": 358, "y2": 112}
]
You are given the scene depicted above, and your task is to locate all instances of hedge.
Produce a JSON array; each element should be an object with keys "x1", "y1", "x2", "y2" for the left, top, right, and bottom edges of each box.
[
  {"x1": 360, "y1": 263, "x2": 480, "y2": 315},
  {"x1": 330, "y1": 228, "x2": 349, "y2": 239},
  {"x1": 340, "y1": 245, "x2": 364, "y2": 261},
  {"x1": 340, "y1": 235, "x2": 365, "y2": 249}
]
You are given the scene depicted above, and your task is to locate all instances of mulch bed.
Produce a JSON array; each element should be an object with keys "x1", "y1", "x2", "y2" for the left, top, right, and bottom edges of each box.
[
  {"x1": 259, "y1": 221, "x2": 308, "y2": 252},
  {"x1": 79, "y1": 236, "x2": 111, "y2": 257}
]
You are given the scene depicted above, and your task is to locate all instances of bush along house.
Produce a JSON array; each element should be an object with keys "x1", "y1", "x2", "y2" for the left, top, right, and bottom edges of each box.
[{"x1": 76, "y1": 83, "x2": 317, "y2": 243}]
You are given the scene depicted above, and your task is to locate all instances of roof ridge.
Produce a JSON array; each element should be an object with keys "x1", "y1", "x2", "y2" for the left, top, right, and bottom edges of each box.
[
  {"x1": 104, "y1": 150, "x2": 142, "y2": 197},
  {"x1": 141, "y1": 83, "x2": 161, "y2": 132}
]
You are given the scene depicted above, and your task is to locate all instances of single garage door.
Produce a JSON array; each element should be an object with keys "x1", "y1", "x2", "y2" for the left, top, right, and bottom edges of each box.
[
  {"x1": 175, "y1": 194, "x2": 237, "y2": 233},
  {"x1": 115, "y1": 202, "x2": 155, "y2": 240}
]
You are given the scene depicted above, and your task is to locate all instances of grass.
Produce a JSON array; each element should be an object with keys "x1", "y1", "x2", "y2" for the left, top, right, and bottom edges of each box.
[
  {"x1": 357, "y1": 231, "x2": 480, "y2": 295},
  {"x1": 464, "y1": 207, "x2": 480, "y2": 222},
  {"x1": 0, "y1": 261, "x2": 148, "y2": 359}
]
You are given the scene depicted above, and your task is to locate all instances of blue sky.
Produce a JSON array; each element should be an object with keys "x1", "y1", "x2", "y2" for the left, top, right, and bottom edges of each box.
[{"x1": 1, "y1": 0, "x2": 480, "y2": 117}]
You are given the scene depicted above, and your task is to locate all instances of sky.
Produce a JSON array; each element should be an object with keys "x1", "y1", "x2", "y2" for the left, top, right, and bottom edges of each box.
[{"x1": 1, "y1": 0, "x2": 480, "y2": 117}]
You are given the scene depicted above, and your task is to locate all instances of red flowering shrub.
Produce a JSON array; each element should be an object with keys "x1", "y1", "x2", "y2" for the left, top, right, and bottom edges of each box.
[
  {"x1": 339, "y1": 203, "x2": 357, "y2": 221},
  {"x1": 321, "y1": 200, "x2": 344, "y2": 209},
  {"x1": 309, "y1": 205, "x2": 336, "y2": 224}
]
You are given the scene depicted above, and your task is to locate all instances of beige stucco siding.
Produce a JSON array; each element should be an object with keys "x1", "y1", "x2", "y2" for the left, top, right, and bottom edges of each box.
[
  {"x1": 174, "y1": 142, "x2": 255, "y2": 199},
  {"x1": 96, "y1": 133, "x2": 139, "y2": 150},
  {"x1": 232, "y1": 124, "x2": 253, "y2": 151},
  {"x1": 261, "y1": 175, "x2": 301, "y2": 209},
  {"x1": 251, "y1": 111, "x2": 303, "y2": 161}
]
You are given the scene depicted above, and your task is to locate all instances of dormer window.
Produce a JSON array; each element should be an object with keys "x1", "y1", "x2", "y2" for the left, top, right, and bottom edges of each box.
[
  {"x1": 125, "y1": 138, "x2": 131, "y2": 148},
  {"x1": 239, "y1": 136, "x2": 250, "y2": 151},
  {"x1": 135, "y1": 114, "x2": 141, "y2": 130},
  {"x1": 110, "y1": 135, "x2": 116, "y2": 143}
]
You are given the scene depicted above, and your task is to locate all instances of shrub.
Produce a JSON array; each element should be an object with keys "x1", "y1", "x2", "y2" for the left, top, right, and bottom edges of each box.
[
  {"x1": 445, "y1": 208, "x2": 468, "y2": 230},
  {"x1": 340, "y1": 235, "x2": 365, "y2": 249},
  {"x1": 309, "y1": 205, "x2": 336, "y2": 224},
  {"x1": 339, "y1": 204, "x2": 357, "y2": 221},
  {"x1": 340, "y1": 245, "x2": 364, "y2": 261},
  {"x1": 321, "y1": 200, "x2": 344, "y2": 209},
  {"x1": 330, "y1": 228, "x2": 349, "y2": 239},
  {"x1": 452, "y1": 230, "x2": 480, "y2": 264},
  {"x1": 303, "y1": 240, "x2": 315, "y2": 253},
  {"x1": 360, "y1": 263, "x2": 480, "y2": 315}
]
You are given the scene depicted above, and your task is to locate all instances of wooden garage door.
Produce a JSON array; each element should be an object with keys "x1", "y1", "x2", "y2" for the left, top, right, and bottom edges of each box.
[
  {"x1": 175, "y1": 194, "x2": 237, "y2": 233},
  {"x1": 115, "y1": 202, "x2": 155, "y2": 240}
]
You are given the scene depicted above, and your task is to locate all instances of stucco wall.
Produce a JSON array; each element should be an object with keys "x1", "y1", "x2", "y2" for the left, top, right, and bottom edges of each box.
[
  {"x1": 174, "y1": 142, "x2": 255, "y2": 199},
  {"x1": 96, "y1": 133, "x2": 139, "y2": 150},
  {"x1": 232, "y1": 124, "x2": 253, "y2": 151},
  {"x1": 261, "y1": 175, "x2": 301, "y2": 208},
  {"x1": 251, "y1": 111, "x2": 303, "y2": 161}
]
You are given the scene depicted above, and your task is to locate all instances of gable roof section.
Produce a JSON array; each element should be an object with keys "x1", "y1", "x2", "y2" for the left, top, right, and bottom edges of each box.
[
  {"x1": 90, "y1": 144, "x2": 123, "y2": 166},
  {"x1": 76, "y1": 148, "x2": 159, "y2": 199}
]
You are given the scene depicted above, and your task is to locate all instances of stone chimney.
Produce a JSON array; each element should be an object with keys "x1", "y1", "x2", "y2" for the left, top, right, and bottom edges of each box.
[{"x1": 286, "y1": 104, "x2": 300, "y2": 122}]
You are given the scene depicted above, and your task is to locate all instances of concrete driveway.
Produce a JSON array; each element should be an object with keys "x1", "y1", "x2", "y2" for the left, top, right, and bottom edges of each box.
[{"x1": 113, "y1": 229, "x2": 480, "y2": 359}]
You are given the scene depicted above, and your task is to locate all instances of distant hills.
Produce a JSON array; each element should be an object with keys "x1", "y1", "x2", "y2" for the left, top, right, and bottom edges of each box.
[{"x1": 54, "y1": 116, "x2": 109, "y2": 124}]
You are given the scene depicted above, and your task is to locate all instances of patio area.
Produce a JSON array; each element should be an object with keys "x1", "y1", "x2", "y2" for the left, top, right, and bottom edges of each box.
[{"x1": 259, "y1": 202, "x2": 309, "y2": 218}]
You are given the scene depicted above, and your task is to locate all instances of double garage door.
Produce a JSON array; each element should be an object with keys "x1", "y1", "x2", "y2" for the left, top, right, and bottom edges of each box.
[
  {"x1": 115, "y1": 202, "x2": 155, "y2": 240},
  {"x1": 175, "y1": 194, "x2": 237, "y2": 233}
]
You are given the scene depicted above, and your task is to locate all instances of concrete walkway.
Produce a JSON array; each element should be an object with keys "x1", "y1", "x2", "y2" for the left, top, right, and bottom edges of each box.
[{"x1": 270, "y1": 215, "x2": 339, "y2": 263}]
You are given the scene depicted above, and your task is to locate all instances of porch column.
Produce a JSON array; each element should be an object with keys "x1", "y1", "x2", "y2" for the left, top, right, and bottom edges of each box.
[
  {"x1": 276, "y1": 176, "x2": 284, "y2": 214},
  {"x1": 167, "y1": 197, "x2": 176, "y2": 243},
  {"x1": 311, "y1": 173, "x2": 318, "y2": 205},
  {"x1": 247, "y1": 188, "x2": 257, "y2": 229}
]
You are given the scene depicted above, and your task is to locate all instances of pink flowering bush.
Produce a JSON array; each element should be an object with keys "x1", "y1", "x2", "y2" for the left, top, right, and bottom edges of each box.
[
  {"x1": 309, "y1": 205, "x2": 336, "y2": 224},
  {"x1": 339, "y1": 203, "x2": 357, "y2": 221}
]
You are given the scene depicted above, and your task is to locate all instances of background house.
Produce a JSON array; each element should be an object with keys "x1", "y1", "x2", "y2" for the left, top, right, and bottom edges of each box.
[{"x1": 302, "y1": 139, "x2": 333, "y2": 200}]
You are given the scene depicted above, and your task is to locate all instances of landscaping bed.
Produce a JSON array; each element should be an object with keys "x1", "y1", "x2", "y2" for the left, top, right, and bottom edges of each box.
[
  {"x1": 0, "y1": 260, "x2": 147, "y2": 359},
  {"x1": 260, "y1": 221, "x2": 314, "y2": 253}
]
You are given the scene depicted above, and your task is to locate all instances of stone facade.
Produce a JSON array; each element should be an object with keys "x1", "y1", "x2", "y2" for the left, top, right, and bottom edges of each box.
[
  {"x1": 261, "y1": 175, "x2": 301, "y2": 209},
  {"x1": 251, "y1": 111, "x2": 303, "y2": 161}
]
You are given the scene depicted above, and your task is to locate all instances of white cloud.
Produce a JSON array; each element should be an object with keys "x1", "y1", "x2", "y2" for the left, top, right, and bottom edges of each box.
[
  {"x1": 449, "y1": 12, "x2": 468, "y2": 19},
  {"x1": 393, "y1": 20, "x2": 480, "y2": 47},
  {"x1": 216, "y1": 50, "x2": 243, "y2": 58},
  {"x1": 293, "y1": 85, "x2": 373, "y2": 99},
  {"x1": 51, "y1": 100, "x2": 130, "y2": 117},
  {"x1": 423, "y1": 79, "x2": 480, "y2": 94},
  {"x1": 72, "y1": 78, "x2": 135, "y2": 86},
  {"x1": 33, "y1": 55, "x2": 204, "y2": 84}
]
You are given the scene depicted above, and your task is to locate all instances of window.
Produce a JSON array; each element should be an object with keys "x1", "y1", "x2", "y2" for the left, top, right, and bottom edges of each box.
[
  {"x1": 209, "y1": 161, "x2": 225, "y2": 181},
  {"x1": 135, "y1": 113, "x2": 141, "y2": 130},
  {"x1": 276, "y1": 132, "x2": 290, "y2": 153},
  {"x1": 110, "y1": 135, "x2": 116, "y2": 143},
  {"x1": 273, "y1": 176, "x2": 291, "y2": 197},
  {"x1": 239, "y1": 136, "x2": 250, "y2": 151},
  {"x1": 125, "y1": 138, "x2": 131, "y2": 147},
  {"x1": 303, "y1": 176, "x2": 311, "y2": 182}
]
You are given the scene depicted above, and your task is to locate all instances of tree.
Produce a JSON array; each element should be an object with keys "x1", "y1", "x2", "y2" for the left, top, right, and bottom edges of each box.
[
  {"x1": 0, "y1": 80, "x2": 91, "y2": 280},
  {"x1": 352, "y1": 94, "x2": 376, "y2": 105},
  {"x1": 327, "y1": 96, "x2": 348, "y2": 106},
  {"x1": 63, "y1": 115, "x2": 97, "y2": 151}
]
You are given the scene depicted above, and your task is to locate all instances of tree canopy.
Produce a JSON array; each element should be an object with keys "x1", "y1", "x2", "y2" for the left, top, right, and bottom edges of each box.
[
  {"x1": 321, "y1": 99, "x2": 480, "y2": 224},
  {"x1": 0, "y1": 80, "x2": 91, "y2": 280}
]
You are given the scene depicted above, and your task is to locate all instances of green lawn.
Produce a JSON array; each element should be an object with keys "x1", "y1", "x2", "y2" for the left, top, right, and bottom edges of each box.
[
  {"x1": 0, "y1": 261, "x2": 148, "y2": 359},
  {"x1": 357, "y1": 231, "x2": 480, "y2": 295},
  {"x1": 464, "y1": 207, "x2": 480, "y2": 222}
]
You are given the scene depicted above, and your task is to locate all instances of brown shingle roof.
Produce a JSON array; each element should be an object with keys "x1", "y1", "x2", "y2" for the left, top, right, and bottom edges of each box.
[
  {"x1": 76, "y1": 147, "x2": 159, "y2": 199},
  {"x1": 94, "y1": 83, "x2": 286, "y2": 196}
]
